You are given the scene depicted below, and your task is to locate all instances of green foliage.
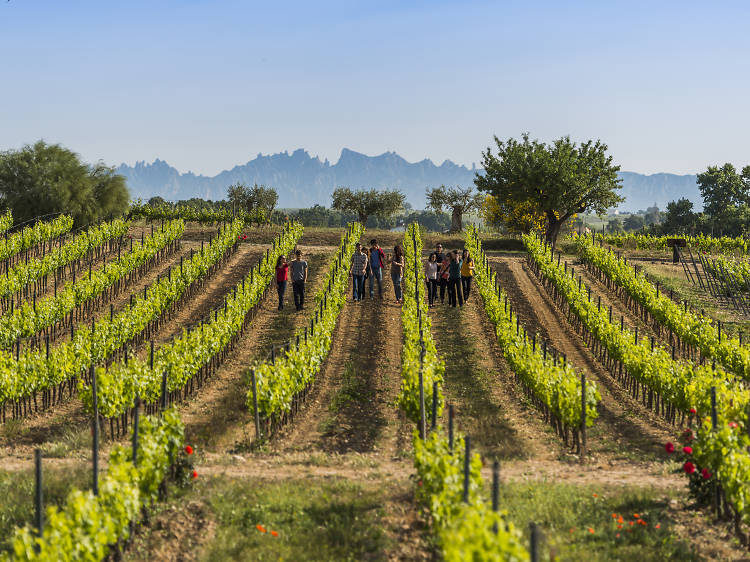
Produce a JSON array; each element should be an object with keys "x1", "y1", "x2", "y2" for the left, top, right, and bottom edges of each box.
[
  {"x1": 225, "y1": 183, "x2": 278, "y2": 224},
  {"x1": 129, "y1": 199, "x2": 264, "y2": 225},
  {"x1": 622, "y1": 214, "x2": 644, "y2": 231},
  {"x1": 397, "y1": 223, "x2": 444, "y2": 422},
  {"x1": 661, "y1": 198, "x2": 696, "y2": 233},
  {"x1": 0, "y1": 218, "x2": 129, "y2": 299},
  {"x1": 0, "y1": 216, "x2": 74, "y2": 263},
  {"x1": 467, "y1": 226, "x2": 599, "y2": 428},
  {"x1": 250, "y1": 223, "x2": 364, "y2": 419},
  {"x1": 475, "y1": 133, "x2": 623, "y2": 246},
  {"x1": 413, "y1": 430, "x2": 529, "y2": 561},
  {"x1": 598, "y1": 231, "x2": 749, "y2": 255},
  {"x1": 426, "y1": 185, "x2": 484, "y2": 232},
  {"x1": 0, "y1": 211, "x2": 12, "y2": 235},
  {"x1": 697, "y1": 163, "x2": 750, "y2": 218},
  {"x1": 0, "y1": 220, "x2": 182, "y2": 347},
  {"x1": 5, "y1": 408, "x2": 185, "y2": 561},
  {"x1": 0, "y1": 141, "x2": 129, "y2": 227},
  {"x1": 89, "y1": 222, "x2": 303, "y2": 417},
  {"x1": 331, "y1": 187, "x2": 404, "y2": 225},
  {"x1": 577, "y1": 234, "x2": 750, "y2": 381},
  {"x1": 0, "y1": 222, "x2": 185, "y2": 407}
]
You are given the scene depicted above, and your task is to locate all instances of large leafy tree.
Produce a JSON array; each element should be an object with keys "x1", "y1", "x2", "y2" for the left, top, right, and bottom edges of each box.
[
  {"x1": 697, "y1": 163, "x2": 750, "y2": 217},
  {"x1": 475, "y1": 134, "x2": 623, "y2": 248},
  {"x1": 661, "y1": 198, "x2": 696, "y2": 233},
  {"x1": 426, "y1": 185, "x2": 484, "y2": 232},
  {"x1": 0, "y1": 141, "x2": 129, "y2": 226},
  {"x1": 331, "y1": 187, "x2": 404, "y2": 225}
]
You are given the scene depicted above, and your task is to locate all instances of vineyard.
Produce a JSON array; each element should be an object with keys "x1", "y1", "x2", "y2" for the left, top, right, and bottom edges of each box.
[{"x1": 2, "y1": 213, "x2": 750, "y2": 561}]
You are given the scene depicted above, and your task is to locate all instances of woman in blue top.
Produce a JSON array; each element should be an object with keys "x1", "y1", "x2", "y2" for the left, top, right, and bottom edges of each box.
[{"x1": 447, "y1": 251, "x2": 464, "y2": 307}]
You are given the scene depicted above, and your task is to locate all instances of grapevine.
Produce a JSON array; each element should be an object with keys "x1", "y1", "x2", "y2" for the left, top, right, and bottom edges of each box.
[{"x1": 0, "y1": 215, "x2": 74, "y2": 264}]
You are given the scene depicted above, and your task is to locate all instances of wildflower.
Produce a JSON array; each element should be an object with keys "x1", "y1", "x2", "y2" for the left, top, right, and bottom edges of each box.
[
  {"x1": 611, "y1": 513, "x2": 617, "y2": 519},
  {"x1": 588, "y1": 528, "x2": 595, "y2": 534},
  {"x1": 655, "y1": 524, "x2": 661, "y2": 529},
  {"x1": 682, "y1": 446, "x2": 693, "y2": 455},
  {"x1": 633, "y1": 513, "x2": 639, "y2": 518},
  {"x1": 185, "y1": 445, "x2": 194, "y2": 455},
  {"x1": 617, "y1": 524, "x2": 622, "y2": 529},
  {"x1": 689, "y1": 408, "x2": 697, "y2": 414},
  {"x1": 592, "y1": 493, "x2": 598, "y2": 498},
  {"x1": 616, "y1": 533, "x2": 621, "y2": 538},
  {"x1": 569, "y1": 528, "x2": 575, "y2": 534},
  {"x1": 617, "y1": 516, "x2": 624, "y2": 524},
  {"x1": 271, "y1": 531, "x2": 279, "y2": 537},
  {"x1": 701, "y1": 468, "x2": 712, "y2": 480},
  {"x1": 629, "y1": 521, "x2": 634, "y2": 526},
  {"x1": 729, "y1": 422, "x2": 739, "y2": 429},
  {"x1": 683, "y1": 461, "x2": 696, "y2": 474},
  {"x1": 257, "y1": 524, "x2": 267, "y2": 533},
  {"x1": 665, "y1": 442, "x2": 675, "y2": 453},
  {"x1": 191, "y1": 470, "x2": 198, "y2": 479}
]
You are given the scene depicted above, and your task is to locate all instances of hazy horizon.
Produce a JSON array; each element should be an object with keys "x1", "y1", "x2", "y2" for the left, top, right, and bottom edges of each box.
[{"x1": 3, "y1": 1, "x2": 750, "y2": 177}]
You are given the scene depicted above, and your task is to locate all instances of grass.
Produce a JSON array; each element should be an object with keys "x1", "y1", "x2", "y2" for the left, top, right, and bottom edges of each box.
[
  {"x1": 318, "y1": 361, "x2": 371, "y2": 434},
  {"x1": 200, "y1": 476, "x2": 391, "y2": 561},
  {"x1": 0, "y1": 466, "x2": 90, "y2": 555},
  {"x1": 39, "y1": 427, "x2": 90, "y2": 458},
  {"x1": 494, "y1": 480, "x2": 697, "y2": 561}
]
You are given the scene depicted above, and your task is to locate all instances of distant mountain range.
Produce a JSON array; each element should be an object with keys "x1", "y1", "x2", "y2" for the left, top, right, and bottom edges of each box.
[{"x1": 116, "y1": 148, "x2": 703, "y2": 212}]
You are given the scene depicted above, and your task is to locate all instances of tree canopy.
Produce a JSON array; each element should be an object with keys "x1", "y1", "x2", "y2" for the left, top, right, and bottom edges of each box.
[
  {"x1": 0, "y1": 141, "x2": 129, "y2": 226},
  {"x1": 475, "y1": 134, "x2": 623, "y2": 247},
  {"x1": 426, "y1": 185, "x2": 484, "y2": 232},
  {"x1": 331, "y1": 187, "x2": 404, "y2": 225},
  {"x1": 227, "y1": 183, "x2": 278, "y2": 224}
]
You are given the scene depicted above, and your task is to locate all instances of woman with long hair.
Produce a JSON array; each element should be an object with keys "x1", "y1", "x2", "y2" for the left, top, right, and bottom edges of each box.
[
  {"x1": 391, "y1": 245, "x2": 405, "y2": 303},
  {"x1": 447, "y1": 250, "x2": 464, "y2": 307},
  {"x1": 275, "y1": 255, "x2": 289, "y2": 310},
  {"x1": 460, "y1": 249, "x2": 474, "y2": 302},
  {"x1": 424, "y1": 252, "x2": 439, "y2": 307}
]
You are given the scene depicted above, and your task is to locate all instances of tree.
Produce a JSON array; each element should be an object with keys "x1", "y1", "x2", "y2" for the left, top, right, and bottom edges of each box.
[
  {"x1": 475, "y1": 134, "x2": 623, "y2": 248},
  {"x1": 226, "y1": 182, "x2": 278, "y2": 223},
  {"x1": 0, "y1": 141, "x2": 129, "y2": 226},
  {"x1": 644, "y1": 204, "x2": 661, "y2": 226},
  {"x1": 661, "y1": 198, "x2": 696, "y2": 234},
  {"x1": 606, "y1": 217, "x2": 623, "y2": 233},
  {"x1": 623, "y1": 214, "x2": 644, "y2": 231},
  {"x1": 426, "y1": 185, "x2": 484, "y2": 232},
  {"x1": 331, "y1": 187, "x2": 404, "y2": 225},
  {"x1": 697, "y1": 163, "x2": 750, "y2": 217}
]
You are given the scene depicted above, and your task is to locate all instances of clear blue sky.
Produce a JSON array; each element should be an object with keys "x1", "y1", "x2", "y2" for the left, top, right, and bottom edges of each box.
[{"x1": 2, "y1": 0, "x2": 749, "y2": 176}]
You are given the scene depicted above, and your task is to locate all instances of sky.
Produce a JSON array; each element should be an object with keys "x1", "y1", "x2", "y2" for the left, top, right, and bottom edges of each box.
[{"x1": 1, "y1": 0, "x2": 749, "y2": 176}]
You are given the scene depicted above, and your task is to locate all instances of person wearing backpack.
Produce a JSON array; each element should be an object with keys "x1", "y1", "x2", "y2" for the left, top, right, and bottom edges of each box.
[{"x1": 368, "y1": 239, "x2": 385, "y2": 299}]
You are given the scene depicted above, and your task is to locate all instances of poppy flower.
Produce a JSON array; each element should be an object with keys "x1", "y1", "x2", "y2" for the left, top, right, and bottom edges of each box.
[
  {"x1": 689, "y1": 408, "x2": 697, "y2": 414},
  {"x1": 701, "y1": 468, "x2": 712, "y2": 480},
  {"x1": 655, "y1": 524, "x2": 661, "y2": 529},
  {"x1": 191, "y1": 470, "x2": 198, "y2": 479},
  {"x1": 588, "y1": 528, "x2": 595, "y2": 534},
  {"x1": 611, "y1": 513, "x2": 617, "y2": 519},
  {"x1": 592, "y1": 493, "x2": 598, "y2": 497},
  {"x1": 617, "y1": 524, "x2": 622, "y2": 529},
  {"x1": 683, "y1": 461, "x2": 696, "y2": 474},
  {"x1": 185, "y1": 445, "x2": 194, "y2": 455},
  {"x1": 256, "y1": 524, "x2": 267, "y2": 533},
  {"x1": 682, "y1": 446, "x2": 693, "y2": 455},
  {"x1": 616, "y1": 533, "x2": 621, "y2": 538},
  {"x1": 270, "y1": 531, "x2": 278, "y2": 537},
  {"x1": 729, "y1": 422, "x2": 739, "y2": 429},
  {"x1": 629, "y1": 521, "x2": 634, "y2": 526},
  {"x1": 665, "y1": 442, "x2": 675, "y2": 453},
  {"x1": 617, "y1": 516, "x2": 623, "y2": 524},
  {"x1": 633, "y1": 513, "x2": 639, "y2": 518}
]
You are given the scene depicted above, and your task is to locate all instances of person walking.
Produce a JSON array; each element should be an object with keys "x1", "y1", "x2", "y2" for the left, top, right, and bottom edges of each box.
[
  {"x1": 350, "y1": 243, "x2": 368, "y2": 301},
  {"x1": 290, "y1": 249, "x2": 308, "y2": 311},
  {"x1": 460, "y1": 249, "x2": 475, "y2": 302},
  {"x1": 424, "y1": 252, "x2": 439, "y2": 307},
  {"x1": 391, "y1": 245, "x2": 405, "y2": 303},
  {"x1": 447, "y1": 251, "x2": 464, "y2": 307},
  {"x1": 275, "y1": 255, "x2": 289, "y2": 310},
  {"x1": 435, "y1": 243, "x2": 447, "y2": 303},
  {"x1": 368, "y1": 239, "x2": 386, "y2": 299}
]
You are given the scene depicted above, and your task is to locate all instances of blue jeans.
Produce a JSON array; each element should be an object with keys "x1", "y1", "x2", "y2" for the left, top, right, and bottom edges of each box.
[
  {"x1": 369, "y1": 267, "x2": 383, "y2": 297},
  {"x1": 353, "y1": 274, "x2": 365, "y2": 301},
  {"x1": 392, "y1": 273, "x2": 402, "y2": 301},
  {"x1": 276, "y1": 280, "x2": 286, "y2": 310}
]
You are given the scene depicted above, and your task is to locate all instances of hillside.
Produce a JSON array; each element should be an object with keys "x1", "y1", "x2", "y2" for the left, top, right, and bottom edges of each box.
[{"x1": 117, "y1": 148, "x2": 702, "y2": 211}]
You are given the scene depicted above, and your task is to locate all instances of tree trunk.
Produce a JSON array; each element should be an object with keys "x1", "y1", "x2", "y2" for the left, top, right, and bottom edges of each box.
[
  {"x1": 545, "y1": 217, "x2": 563, "y2": 250},
  {"x1": 450, "y1": 207, "x2": 462, "y2": 233}
]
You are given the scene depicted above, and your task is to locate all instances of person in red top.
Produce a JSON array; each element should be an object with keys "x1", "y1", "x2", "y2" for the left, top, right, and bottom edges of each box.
[{"x1": 275, "y1": 255, "x2": 289, "y2": 310}]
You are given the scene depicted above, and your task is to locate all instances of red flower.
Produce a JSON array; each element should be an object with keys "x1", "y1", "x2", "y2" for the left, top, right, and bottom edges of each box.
[
  {"x1": 191, "y1": 470, "x2": 198, "y2": 479},
  {"x1": 683, "y1": 461, "x2": 695, "y2": 474},
  {"x1": 682, "y1": 446, "x2": 693, "y2": 455},
  {"x1": 729, "y1": 422, "x2": 739, "y2": 429},
  {"x1": 689, "y1": 408, "x2": 696, "y2": 414},
  {"x1": 665, "y1": 442, "x2": 675, "y2": 453},
  {"x1": 270, "y1": 530, "x2": 279, "y2": 537},
  {"x1": 243, "y1": 235, "x2": 247, "y2": 240},
  {"x1": 701, "y1": 468, "x2": 712, "y2": 480},
  {"x1": 185, "y1": 445, "x2": 194, "y2": 455},
  {"x1": 256, "y1": 524, "x2": 267, "y2": 533},
  {"x1": 418, "y1": 480, "x2": 423, "y2": 487}
]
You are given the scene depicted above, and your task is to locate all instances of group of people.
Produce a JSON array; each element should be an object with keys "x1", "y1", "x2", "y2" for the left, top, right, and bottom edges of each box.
[
  {"x1": 275, "y1": 250, "x2": 308, "y2": 311},
  {"x1": 423, "y1": 243, "x2": 474, "y2": 307},
  {"x1": 349, "y1": 239, "x2": 475, "y2": 308}
]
